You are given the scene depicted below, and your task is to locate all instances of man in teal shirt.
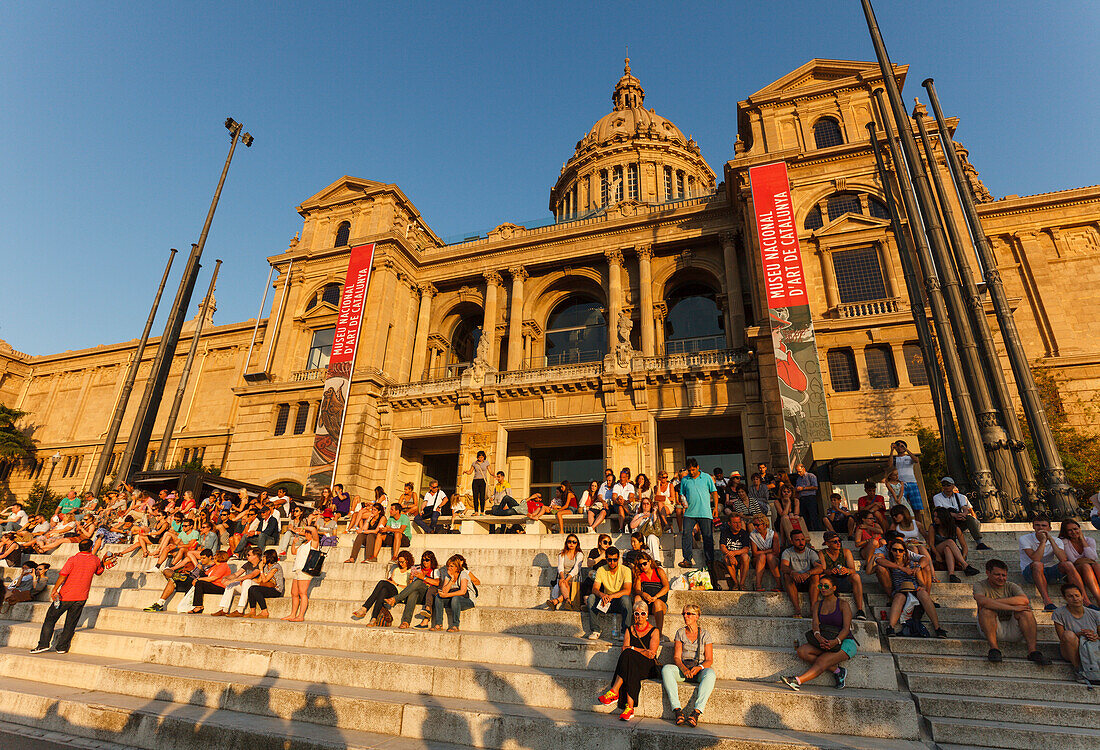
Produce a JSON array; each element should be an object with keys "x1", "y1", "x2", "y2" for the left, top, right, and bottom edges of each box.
[
  {"x1": 372, "y1": 502, "x2": 411, "y2": 561},
  {"x1": 58, "y1": 491, "x2": 81, "y2": 516},
  {"x1": 677, "y1": 458, "x2": 718, "y2": 569}
]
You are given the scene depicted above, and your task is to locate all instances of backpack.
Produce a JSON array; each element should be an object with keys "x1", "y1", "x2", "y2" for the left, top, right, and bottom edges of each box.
[
  {"x1": 900, "y1": 615, "x2": 930, "y2": 638},
  {"x1": 1080, "y1": 638, "x2": 1100, "y2": 682}
]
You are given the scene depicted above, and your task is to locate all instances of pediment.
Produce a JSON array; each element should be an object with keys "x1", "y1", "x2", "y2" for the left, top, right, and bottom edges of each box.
[
  {"x1": 297, "y1": 176, "x2": 386, "y2": 212},
  {"x1": 814, "y1": 212, "x2": 891, "y2": 237},
  {"x1": 747, "y1": 59, "x2": 907, "y2": 102},
  {"x1": 295, "y1": 301, "x2": 339, "y2": 323}
]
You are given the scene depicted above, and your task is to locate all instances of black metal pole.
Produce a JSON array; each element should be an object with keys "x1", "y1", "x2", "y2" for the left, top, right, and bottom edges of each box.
[
  {"x1": 154, "y1": 259, "x2": 221, "y2": 470},
  {"x1": 861, "y1": 0, "x2": 1003, "y2": 518},
  {"x1": 871, "y1": 88, "x2": 990, "y2": 504},
  {"x1": 867, "y1": 122, "x2": 966, "y2": 481},
  {"x1": 912, "y1": 104, "x2": 1032, "y2": 518},
  {"x1": 115, "y1": 119, "x2": 251, "y2": 484},
  {"x1": 923, "y1": 78, "x2": 1079, "y2": 519},
  {"x1": 88, "y1": 248, "x2": 177, "y2": 496}
]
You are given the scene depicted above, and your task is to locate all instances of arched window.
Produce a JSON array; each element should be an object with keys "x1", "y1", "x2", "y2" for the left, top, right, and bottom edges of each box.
[
  {"x1": 902, "y1": 342, "x2": 929, "y2": 386},
  {"x1": 447, "y1": 315, "x2": 482, "y2": 374},
  {"x1": 868, "y1": 197, "x2": 890, "y2": 220},
  {"x1": 805, "y1": 206, "x2": 824, "y2": 231},
  {"x1": 676, "y1": 171, "x2": 685, "y2": 198},
  {"x1": 307, "y1": 283, "x2": 342, "y2": 311},
  {"x1": 544, "y1": 297, "x2": 607, "y2": 366},
  {"x1": 865, "y1": 345, "x2": 899, "y2": 389},
  {"x1": 827, "y1": 193, "x2": 863, "y2": 221},
  {"x1": 334, "y1": 221, "x2": 351, "y2": 247},
  {"x1": 827, "y1": 349, "x2": 860, "y2": 392},
  {"x1": 813, "y1": 117, "x2": 844, "y2": 149},
  {"x1": 664, "y1": 283, "x2": 724, "y2": 354}
]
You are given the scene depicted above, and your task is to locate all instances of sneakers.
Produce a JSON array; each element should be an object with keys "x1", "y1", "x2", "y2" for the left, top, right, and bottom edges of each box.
[
  {"x1": 1044, "y1": 603, "x2": 1057, "y2": 612},
  {"x1": 987, "y1": 648, "x2": 1003, "y2": 663},
  {"x1": 618, "y1": 707, "x2": 634, "y2": 721},
  {"x1": 834, "y1": 666, "x2": 847, "y2": 689},
  {"x1": 143, "y1": 602, "x2": 165, "y2": 612},
  {"x1": 934, "y1": 628, "x2": 948, "y2": 639},
  {"x1": 853, "y1": 609, "x2": 867, "y2": 621},
  {"x1": 883, "y1": 626, "x2": 896, "y2": 637},
  {"x1": 597, "y1": 689, "x2": 618, "y2": 705},
  {"x1": 587, "y1": 631, "x2": 602, "y2": 640},
  {"x1": 976, "y1": 542, "x2": 992, "y2": 551},
  {"x1": 963, "y1": 565, "x2": 979, "y2": 577},
  {"x1": 948, "y1": 574, "x2": 962, "y2": 583},
  {"x1": 29, "y1": 647, "x2": 50, "y2": 654},
  {"x1": 780, "y1": 675, "x2": 800, "y2": 691},
  {"x1": 1027, "y1": 650, "x2": 1051, "y2": 666},
  {"x1": 55, "y1": 649, "x2": 68, "y2": 654}
]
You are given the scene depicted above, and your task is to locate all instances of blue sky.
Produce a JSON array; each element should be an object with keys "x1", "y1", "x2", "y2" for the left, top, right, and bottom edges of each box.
[{"x1": 1, "y1": 1, "x2": 1097, "y2": 356}]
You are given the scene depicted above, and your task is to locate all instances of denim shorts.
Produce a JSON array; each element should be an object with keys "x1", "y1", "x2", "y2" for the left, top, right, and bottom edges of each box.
[
  {"x1": 1022, "y1": 563, "x2": 1065, "y2": 583},
  {"x1": 903, "y1": 482, "x2": 923, "y2": 511}
]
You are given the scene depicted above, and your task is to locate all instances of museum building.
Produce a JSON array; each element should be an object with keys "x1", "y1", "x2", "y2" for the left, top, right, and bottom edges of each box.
[{"x1": 2, "y1": 58, "x2": 1099, "y2": 504}]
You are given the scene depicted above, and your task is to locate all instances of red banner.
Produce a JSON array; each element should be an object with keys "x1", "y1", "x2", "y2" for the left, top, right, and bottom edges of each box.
[
  {"x1": 306, "y1": 243, "x2": 375, "y2": 498},
  {"x1": 749, "y1": 162, "x2": 809, "y2": 310}
]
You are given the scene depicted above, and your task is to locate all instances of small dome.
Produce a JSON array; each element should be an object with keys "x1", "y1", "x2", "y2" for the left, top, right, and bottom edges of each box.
[{"x1": 550, "y1": 59, "x2": 715, "y2": 218}]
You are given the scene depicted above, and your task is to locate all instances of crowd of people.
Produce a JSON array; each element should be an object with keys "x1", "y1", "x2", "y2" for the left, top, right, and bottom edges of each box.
[{"x1": 4, "y1": 440, "x2": 1099, "y2": 721}]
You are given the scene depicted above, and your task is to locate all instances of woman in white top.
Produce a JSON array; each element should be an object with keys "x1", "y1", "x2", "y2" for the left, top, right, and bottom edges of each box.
[
  {"x1": 548, "y1": 534, "x2": 584, "y2": 611},
  {"x1": 660, "y1": 603, "x2": 715, "y2": 727},
  {"x1": 1059, "y1": 519, "x2": 1100, "y2": 606},
  {"x1": 284, "y1": 522, "x2": 319, "y2": 622},
  {"x1": 749, "y1": 514, "x2": 782, "y2": 591},
  {"x1": 889, "y1": 505, "x2": 931, "y2": 562},
  {"x1": 433, "y1": 553, "x2": 478, "y2": 631},
  {"x1": 352, "y1": 549, "x2": 414, "y2": 625},
  {"x1": 583, "y1": 481, "x2": 607, "y2": 531},
  {"x1": 629, "y1": 496, "x2": 663, "y2": 561},
  {"x1": 652, "y1": 471, "x2": 678, "y2": 532}
]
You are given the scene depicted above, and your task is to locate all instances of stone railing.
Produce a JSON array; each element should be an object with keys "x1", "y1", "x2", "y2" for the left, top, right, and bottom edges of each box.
[
  {"x1": 487, "y1": 361, "x2": 604, "y2": 388},
  {"x1": 836, "y1": 298, "x2": 899, "y2": 318},
  {"x1": 290, "y1": 368, "x2": 327, "y2": 382},
  {"x1": 383, "y1": 376, "x2": 463, "y2": 400},
  {"x1": 634, "y1": 347, "x2": 754, "y2": 373}
]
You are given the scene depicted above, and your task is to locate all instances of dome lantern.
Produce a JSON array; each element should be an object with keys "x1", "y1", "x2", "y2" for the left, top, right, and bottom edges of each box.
[{"x1": 613, "y1": 58, "x2": 645, "y2": 110}]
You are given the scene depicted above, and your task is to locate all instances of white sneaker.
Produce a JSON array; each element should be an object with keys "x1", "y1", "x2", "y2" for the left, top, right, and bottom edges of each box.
[
  {"x1": 29, "y1": 647, "x2": 50, "y2": 654},
  {"x1": 587, "y1": 631, "x2": 602, "y2": 640}
]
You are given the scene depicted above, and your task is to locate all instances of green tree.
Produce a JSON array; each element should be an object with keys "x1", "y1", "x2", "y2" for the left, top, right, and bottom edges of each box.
[
  {"x1": 1024, "y1": 366, "x2": 1100, "y2": 501},
  {"x1": 0, "y1": 405, "x2": 36, "y2": 471},
  {"x1": 27, "y1": 481, "x2": 59, "y2": 517},
  {"x1": 172, "y1": 457, "x2": 221, "y2": 476}
]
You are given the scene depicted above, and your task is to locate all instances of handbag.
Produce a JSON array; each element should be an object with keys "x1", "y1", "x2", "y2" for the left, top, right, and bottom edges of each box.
[
  {"x1": 805, "y1": 625, "x2": 844, "y2": 652},
  {"x1": 302, "y1": 548, "x2": 326, "y2": 576}
]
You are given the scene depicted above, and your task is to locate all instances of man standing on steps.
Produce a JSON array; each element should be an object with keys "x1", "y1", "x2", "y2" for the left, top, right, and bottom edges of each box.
[
  {"x1": 677, "y1": 458, "x2": 718, "y2": 571},
  {"x1": 973, "y1": 558, "x2": 1049, "y2": 665},
  {"x1": 30, "y1": 538, "x2": 103, "y2": 655}
]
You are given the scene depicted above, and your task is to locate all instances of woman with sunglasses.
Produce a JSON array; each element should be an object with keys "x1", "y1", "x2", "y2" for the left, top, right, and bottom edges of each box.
[
  {"x1": 352, "y1": 550, "x2": 414, "y2": 626},
  {"x1": 629, "y1": 496, "x2": 663, "y2": 561},
  {"x1": 548, "y1": 535, "x2": 584, "y2": 610},
  {"x1": 597, "y1": 600, "x2": 661, "y2": 721},
  {"x1": 661, "y1": 603, "x2": 714, "y2": 726},
  {"x1": 749, "y1": 514, "x2": 782, "y2": 591},
  {"x1": 773, "y1": 483, "x2": 807, "y2": 547},
  {"x1": 652, "y1": 472, "x2": 678, "y2": 532},
  {"x1": 549, "y1": 481, "x2": 578, "y2": 534},
  {"x1": 395, "y1": 550, "x2": 439, "y2": 628},
  {"x1": 781, "y1": 575, "x2": 855, "y2": 691},
  {"x1": 631, "y1": 552, "x2": 670, "y2": 633},
  {"x1": 581, "y1": 534, "x2": 613, "y2": 600},
  {"x1": 879, "y1": 541, "x2": 947, "y2": 638}
]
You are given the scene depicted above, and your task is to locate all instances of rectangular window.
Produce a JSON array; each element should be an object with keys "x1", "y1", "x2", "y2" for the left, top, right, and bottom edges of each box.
[
  {"x1": 627, "y1": 164, "x2": 638, "y2": 200},
  {"x1": 827, "y1": 349, "x2": 860, "y2": 392},
  {"x1": 307, "y1": 327, "x2": 335, "y2": 370},
  {"x1": 902, "y1": 342, "x2": 930, "y2": 386},
  {"x1": 831, "y1": 247, "x2": 888, "y2": 303},
  {"x1": 600, "y1": 170, "x2": 610, "y2": 206},
  {"x1": 676, "y1": 171, "x2": 685, "y2": 198},
  {"x1": 687, "y1": 176, "x2": 695, "y2": 198},
  {"x1": 664, "y1": 167, "x2": 673, "y2": 201},
  {"x1": 293, "y1": 402, "x2": 310, "y2": 435},
  {"x1": 865, "y1": 345, "x2": 899, "y2": 389},
  {"x1": 613, "y1": 166, "x2": 624, "y2": 202},
  {"x1": 274, "y1": 403, "x2": 290, "y2": 436}
]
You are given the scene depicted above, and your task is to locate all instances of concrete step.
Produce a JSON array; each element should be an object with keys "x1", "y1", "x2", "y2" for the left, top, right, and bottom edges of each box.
[
  {"x1": 0, "y1": 648, "x2": 919, "y2": 738},
  {"x1": 928, "y1": 716, "x2": 1100, "y2": 750},
  {"x1": 915, "y1": 692, "x2": 1098, "y2": 729},
  {"x1": 888, "y1": 637, "x2": 1061, "y2": 660},
  {"x1": 896, "y1": 652, "x2": 1071, "y2": 680},
  {"x1": 905, "y1": 671, "x2": 1096, "y2": 704}
]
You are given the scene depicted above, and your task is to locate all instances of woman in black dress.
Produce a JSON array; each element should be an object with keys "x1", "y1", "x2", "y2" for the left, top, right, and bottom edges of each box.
[{"x1": 597, "y1": 599, "x2": 661, "y2": 721}]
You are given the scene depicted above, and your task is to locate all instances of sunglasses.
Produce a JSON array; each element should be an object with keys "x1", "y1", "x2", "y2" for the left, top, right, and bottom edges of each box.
[
  {"x1": 681, "y1": 612, "x2": 697, "y2": 617},
  {"x1": 817, "y1": 583, "x2": 831, "y2": 590},
  {"x1": 632, "y1": 612, "x2": 647, "y2": 617}
]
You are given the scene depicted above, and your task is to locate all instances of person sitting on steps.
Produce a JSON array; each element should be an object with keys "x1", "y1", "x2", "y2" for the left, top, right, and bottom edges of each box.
[
  {"x1": 597, "y1": 599, "x2": 661, "y2": 722},
  {"x1": 782, "y1": 575, "x2": 857, "y2": 691},
  {"x1": 352, "y1": 550, "x2": 414, "y2": 626},
  {"x1": 660, "y1": 603, "x2": 715, "y2": 727},
  {"x1": 878, "y1": 540, "x2": 947, "y2": 638},
  {"x1": 818, "y1": 530, "x2": 867, "y2": 620},
  {"x1": 1019, "y1": 517, "x2": 1093, "y2": 612},
  {"x1": 974, "y1": 558, "x2": 1049, "y2": 665},
  {"x1": 1053, "y1": 583, "x2": 1100, "y2": 685}
]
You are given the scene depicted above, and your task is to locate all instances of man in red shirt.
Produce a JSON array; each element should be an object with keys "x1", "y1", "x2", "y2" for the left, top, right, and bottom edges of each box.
[{"x1": 30, "y1": 538, "x2": 103, "y2": 654}]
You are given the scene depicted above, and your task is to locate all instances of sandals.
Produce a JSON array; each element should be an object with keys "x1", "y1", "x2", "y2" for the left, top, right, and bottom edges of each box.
[
  {"x1": 351, "y1": 609, "x2": 367, "y2": 621},
  {"x1": 673, "y1": 708, "x2": 685, "y2": 725},
  {"x1": 189, "y1": 607, "x2": 204, "y2": 615},
  {"x1": 686, "y1": 710, "x2": 700, "y2": 727}
]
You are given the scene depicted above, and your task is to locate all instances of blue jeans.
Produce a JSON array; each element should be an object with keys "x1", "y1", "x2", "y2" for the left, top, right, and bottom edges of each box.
[
  {"x1": 661, "y1": 664, "x2": 716, "y2": 713},
  {"x1": 587, "y1": 593, "x2": 631, "y2": 633},
  {"x1": 433, "y1": 593, "x2": 474, "y2": 627},
  {"x1": 414, "y1": 509, "x2": 439, "y2": 534},
  {"x1": 681, "y1": 516, "x2": 715, "y2": 567}
]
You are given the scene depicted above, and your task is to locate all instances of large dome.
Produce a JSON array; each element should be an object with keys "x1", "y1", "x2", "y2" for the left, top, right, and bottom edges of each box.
[{"x1": 550, "y1": 59, "x2": 715, "y2": 218}]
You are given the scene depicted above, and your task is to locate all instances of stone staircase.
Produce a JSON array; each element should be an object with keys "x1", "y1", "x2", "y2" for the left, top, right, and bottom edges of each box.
[{"x1": 0, "y1": 527, "x2": 1094, "y2": 749}]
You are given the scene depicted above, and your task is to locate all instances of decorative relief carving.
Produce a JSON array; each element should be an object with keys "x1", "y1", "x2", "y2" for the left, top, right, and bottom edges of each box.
[
  {"x1": 483, "y1": 271, "x2": 503, "y2": 287},
  {"x1": 418, "y1": 283, "x2": 438, "y2": 298},
  {"x1": 542, "y1": 396, "x2": 556, "y2": 419},
  {"x1": 636, "y1": 244, "x2": 653, "y2": 261},
  {"x1": 509, "y1": 266, "x2": 529, "y2": 281},
  {"x1": 612, "y1": 422, "x2": 643, "y2": 444},
  {"x1": 604, "y1": 249, "x2": 625, "y2": 267}
]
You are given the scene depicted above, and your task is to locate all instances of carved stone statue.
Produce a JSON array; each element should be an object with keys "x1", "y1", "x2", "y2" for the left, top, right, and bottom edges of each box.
[
  {"x1": 614, "y1": 310, "x2": 634, "y2": 368},
  {"x1": 469, "y1": 332, "x2": 492, "y2": 381}
]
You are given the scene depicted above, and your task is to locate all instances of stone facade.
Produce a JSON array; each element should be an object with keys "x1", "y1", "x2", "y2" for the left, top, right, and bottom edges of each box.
[{"x1": 2, "y1": 58, "x2": 1098, "y2": 501}]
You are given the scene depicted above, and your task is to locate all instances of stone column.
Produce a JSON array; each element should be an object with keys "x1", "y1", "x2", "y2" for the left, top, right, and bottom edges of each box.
[
  {"x1": 605, "y1": 249, "x2": 625, "y2": 354},
  {"x1": 636, "y1": 245, "x2": 655, "y2": 356},
  {"x1": 877, "y1": 242, "x2": 901, "y2": 299},
  {"x1": 719, "y1": 232, "x2": 746, "y2": 348},
  {"x1": 409, "y1": 283, "x2": 437, "y2": 381},
  {"x1": 482, "y1": 271, "x2": 502, "y2": 367},
  {"x1": 817, "y1": 245, "x2": 839, "y2": 311},
  {"x1": 506, "y1": 266, "x2": 528, "y2": 370}
]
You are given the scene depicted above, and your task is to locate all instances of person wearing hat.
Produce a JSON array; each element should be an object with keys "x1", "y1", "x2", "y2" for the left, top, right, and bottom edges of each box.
[{"x1": 932, "y1": 477, "x2": 991, "y2": 551}]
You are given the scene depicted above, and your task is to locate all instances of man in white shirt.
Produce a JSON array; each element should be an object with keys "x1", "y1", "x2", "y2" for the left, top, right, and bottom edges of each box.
[
  {"x1": 890, "y1": 441, "x2": 924, "y2": 511},
  {"x1": 932, "y1": 477, "x2": 990, "y2": 550},
  {"x1": 1019, "y1": 517, "x2": 1091, "y2": 611},
  {"x1": 2, "y1": 503, "x2": 29, "y2": 532},
  {"x1": 415, "y1": 482, "x2": 445, "y2": 534},
  {"x1": 611, "y1": 468, "x2": 636, "y2": 532}
]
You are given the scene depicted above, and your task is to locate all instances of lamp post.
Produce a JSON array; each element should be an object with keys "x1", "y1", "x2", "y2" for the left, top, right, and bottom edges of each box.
[{"x1": 37, "y1": 451, "x2": 62, "y2": 516}]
